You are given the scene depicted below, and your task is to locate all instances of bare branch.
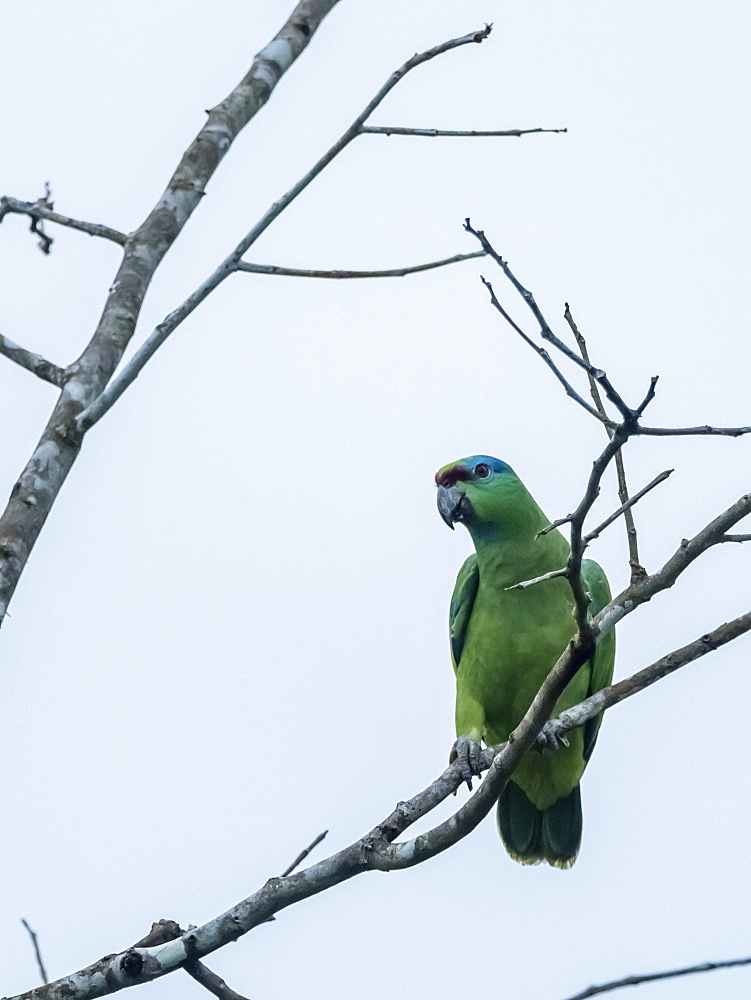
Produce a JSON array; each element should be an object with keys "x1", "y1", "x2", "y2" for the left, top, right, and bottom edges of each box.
[
  {"x1": 504, "y1": 567, "x2": 568, "y2": 591},
  {"x1": 638, "y1": 422, "x2": 751, "y2": 437},
  {"x1": 0, "y1": 334, "x2": 65, "y2": 387},
  {"x1": 280, "y1": 830, "x2": 328, "y2": 877},
  {"x1": 236, "y1": 250, "x2": 485, "y2": 279},
  {"x1": 565, "y1": 302, "x2": 646, "y2": 580},
  {"x1": 0, "y1": 0, "x2": 344, "y2": 625},
  {"x1": 479, "y1": 277, "x2": 611, "y2": 426},
  {"x1": 8, "y1": 585, "x2": 750, "y2": 1000},
  {"x1": 21, "y1": 919, "x2": 48, "y2": 984},
  {"x1": 561, "y1": 955, "x2": 751, "y2": 1000},
  {"x1": 723, "y1": 533, "x2": 751, "y2": 542},
  {"x1": 466, "y1": 222, "x2": 636, "y2": 420},
  {"x1": 185, "y1": 962, "x2": 252, "y2": 1000},
  {"x1": 476, "y1": 253, "x2": 750, "y2": 441},
  {"x1": 593, "y1": 492, "x2": 751, "y2": 640},
  {"x1": 583, "y1": 469, "x2": 673, "y2": 543},
  {"x1": 129, "y1": 922, "x2": 252, "y2": 1000},
  {"x1": 543, "y1": 610, "x2": 751, "y2": 742},
  {"x1": 76, "y1": 25, "x2": 494, "y2": 433},
  {"x1": 0, "y1": 194, "x2": 127, "y2": 249},
  {"x1": 360, "y1": 125, "x2": 566, "y2": 137}
]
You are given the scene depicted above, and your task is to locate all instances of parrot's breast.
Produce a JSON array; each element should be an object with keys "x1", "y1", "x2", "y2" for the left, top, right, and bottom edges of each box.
[{"x1": 456, "y1": 575, "x2": 591, "y2": 809}]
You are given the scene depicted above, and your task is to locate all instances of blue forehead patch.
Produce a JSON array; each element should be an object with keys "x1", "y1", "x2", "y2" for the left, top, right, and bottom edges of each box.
[{"x1": 467, "y1": 455, "x2": 511, "y2": 474}]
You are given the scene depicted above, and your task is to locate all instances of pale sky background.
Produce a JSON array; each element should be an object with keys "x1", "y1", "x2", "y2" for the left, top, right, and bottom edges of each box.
[{"x1": 1, "y1": 3, "x2": 750, "y2": 999}]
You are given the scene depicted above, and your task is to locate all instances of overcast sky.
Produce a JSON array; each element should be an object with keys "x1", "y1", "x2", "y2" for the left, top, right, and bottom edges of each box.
[{"x1": 1, "y1": 3, "x2": 750, "y2": 999}]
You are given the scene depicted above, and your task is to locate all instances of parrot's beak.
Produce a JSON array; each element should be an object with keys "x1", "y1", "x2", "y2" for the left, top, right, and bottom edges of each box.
[{"x1": 437, "y1": 485, "x2": 470, "y2": 529}]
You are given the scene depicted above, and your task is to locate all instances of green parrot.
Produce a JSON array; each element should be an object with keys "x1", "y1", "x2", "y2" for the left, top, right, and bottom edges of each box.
[{"x1": 436, "y1": 455, "x2": 615, "y2": 867}]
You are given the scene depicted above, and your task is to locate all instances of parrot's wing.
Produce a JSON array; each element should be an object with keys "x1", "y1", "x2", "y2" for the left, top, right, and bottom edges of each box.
[
  {"x1": 581, "y1": 558, "x2": 616, "y2": 760},
  {"x1": 449, "y1": 554, "x2": 480, "y2": 672}
]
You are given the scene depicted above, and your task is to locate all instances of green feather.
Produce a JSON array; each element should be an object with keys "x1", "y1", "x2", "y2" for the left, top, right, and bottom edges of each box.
[{"x1": 441, "y1": 457, "x2": 615, "y2": 867}]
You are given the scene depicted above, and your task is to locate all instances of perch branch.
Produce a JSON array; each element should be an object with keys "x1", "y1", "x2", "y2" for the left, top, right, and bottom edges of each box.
[
  {"x1": 0, "y1": 334, "x2": 65, "y2": 387},
  {"x1": 8, "y1": 566, "x2": 750, "y2": 1000},
  {"x1": 541, "y1": 609, "x2": 751, "y2": 744},
  {"x1": 561, "y1": 955, "x2": 751, "y2": 1000},
  {"x1": 0, "y1": 194, "x2": 127, "y2": 250},
  {"x1": 236, "y1": 250, "x2": 485, "y2": 279},
  {"x1": 359, "y1": 125, "x2": 566, "y2": 137},
  {"x1": 130, "y1": 921, "x2": 251, "y2": 1000},
  {"x1": 77, "y1": 25, "x2": 493, "y2": 432}
]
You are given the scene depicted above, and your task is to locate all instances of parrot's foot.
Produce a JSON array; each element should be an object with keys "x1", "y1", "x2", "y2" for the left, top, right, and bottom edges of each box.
[
  {"x1": 534, "y1": 719, "x2": 570, "y2": 753},
  {"x1": 449, "y1": 735, "x2": 484, "y2": 791}
]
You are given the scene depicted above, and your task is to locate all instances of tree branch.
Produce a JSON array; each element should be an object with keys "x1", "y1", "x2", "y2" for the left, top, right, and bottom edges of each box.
[
  {"x1": 479, "y1": 276, "x2": 611, "y2": 427},
  {"x1": 185, "y1": 961, "x2": 252, "y2": 1000},
  {"x1": 360, "y1": 125, "x2": 566, "y2": 137},
  {"x1": 76, "y1": 25, "x2": 493, "y2": 433},
  {"x1": 638, "y1": 422, "x2": 751, "y2": 437},
  {"x1": 466, "y1": 221, "x2": 635, "y2": 420},
  {"x1": 561, "y1": 955, "x2": 751, "y2": 1000},
  {"x1": 0, "y1": 334, "x2": 65, "y2": 387},
  {"x1": 235, "y1": 250, "x2": 485, "y2": 279},
  {"x1": 541, "y1": 610, "x2": 751, "y2": 743},
  {"x1": 21, "y1": 919, "x2": 48, "y2": 984},
  {"x1": 0, "y1": 194, "x2": 127, "y2": 250},
  {"x1": 582, "y1": 469, "x2": 673, "y2": 543},
  {"x1": 8, "y1": 589, "x2": 750, "y2": 1000},
  {"x1": 565, "y1": 302, "x2": 647, "y2": 581},
  {"x1": 592, "y1": 492, "x2": 751, "y2": 640},
  {"x1": 0, "y1": 0, "x2": 343, "y2": 626},
  {"x1": 280, "y1": 830, "x2": 328, "y2": 877}
]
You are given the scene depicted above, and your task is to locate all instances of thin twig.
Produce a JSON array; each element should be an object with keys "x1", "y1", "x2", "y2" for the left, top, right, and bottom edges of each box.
[
  {"x1": 479, "y1": 277, "x2": 611, "y2": 426},
  {"x1": 185, "y1": 962, "x2": 252, "y2": 1000},
  {"x1": 360, "y1": 125, "x2": 566, "y2": 137},
  {"x1": 583, "y1": 470, "x2": 673, "y2": 543},
  {"x1": 236, "y1": 250, "x2": 485, "y2": 279},
  {"x1": 77, "y1": 25, "x2": 493, "y2": 432},
  {"x1": 723, "y1": 533, "x2": 751, "y2": 542},
  {"x1": 561, "y1": 955, "x2": 751, "y2": 1000},
  {"x1": 0, "y1": 334, "x2": 65, "y2": 387},
  {"x1": 0, "y1": 195, "x2": 127, "y2": 249},
  {"x1": 466, "y1": 222, "x2": 635, "y2": 420},
  {"x1": 21, "y1": 919, "x2": 48, "y2": 984},
  {"x1": 505, "y1": 567, "x2": 568, "y2": 591},
  {"x1": 637, "y1": 423, "x2": 751, "y2": 437},
  {"x1": 281, "y1": 830, "x2": 328, "y2": 877},
  {"x1": 565, "y1": 302, "x2": 647, "y2": 580}
]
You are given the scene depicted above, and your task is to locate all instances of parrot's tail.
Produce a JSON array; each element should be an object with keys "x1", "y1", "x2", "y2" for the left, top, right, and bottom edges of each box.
[{"x1": 496, "y1": 780, "x2": 582, "y2": 868}]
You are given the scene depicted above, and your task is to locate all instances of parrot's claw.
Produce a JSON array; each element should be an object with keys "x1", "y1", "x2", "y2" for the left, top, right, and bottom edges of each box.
[
  {"x1": 449, "y1": 735, "x2": 484, "y2": 791},
  {"x1": 535, "y1": 720, "x2": 570, "y2": 753}
]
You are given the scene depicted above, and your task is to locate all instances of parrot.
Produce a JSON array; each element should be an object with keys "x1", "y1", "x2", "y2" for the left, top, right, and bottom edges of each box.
[{"x1": 436, "y1": 455, "x2": 615, "y2": 867}]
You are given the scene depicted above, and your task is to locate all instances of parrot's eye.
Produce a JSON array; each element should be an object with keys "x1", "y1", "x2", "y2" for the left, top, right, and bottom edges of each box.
[{"x1": 474, "y1": 463, "x2": 490, "y2": 478}]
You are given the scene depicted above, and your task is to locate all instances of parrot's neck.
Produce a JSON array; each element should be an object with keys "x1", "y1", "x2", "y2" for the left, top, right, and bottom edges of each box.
[{"x1": 468, "y1": 509, "x2": 570, "y2": 589}]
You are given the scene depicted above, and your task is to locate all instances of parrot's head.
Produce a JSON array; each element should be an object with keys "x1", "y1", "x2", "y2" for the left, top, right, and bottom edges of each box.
[{"x1": 435, "y1": 455, "x2": 517, "y2": 534}]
